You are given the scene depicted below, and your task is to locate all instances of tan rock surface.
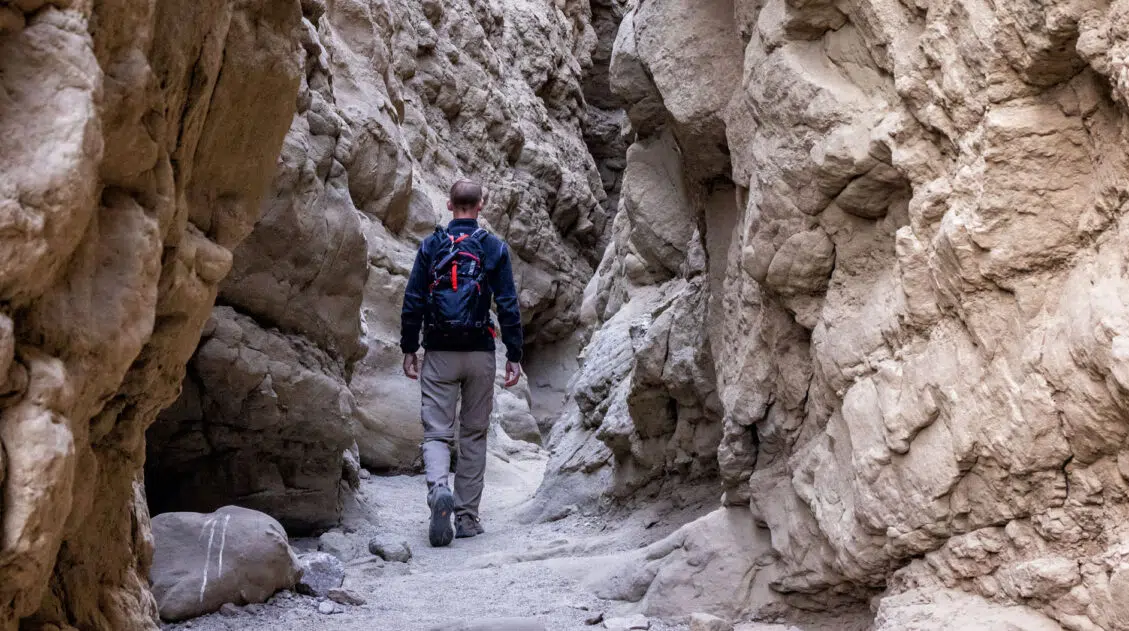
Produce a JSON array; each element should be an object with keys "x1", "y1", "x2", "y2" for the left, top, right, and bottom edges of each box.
[
  {"x1": 532, "y1": 0, "x2": 1129, "y2": 628},
  {"x1": 0, "y1": 1, "x2": 302, "y2": 628}
]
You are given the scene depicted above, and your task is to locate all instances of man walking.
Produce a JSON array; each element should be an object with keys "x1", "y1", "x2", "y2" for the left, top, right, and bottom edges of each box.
[{"x1": 400, "y1": 179, "x2": 523, "y2": 547}]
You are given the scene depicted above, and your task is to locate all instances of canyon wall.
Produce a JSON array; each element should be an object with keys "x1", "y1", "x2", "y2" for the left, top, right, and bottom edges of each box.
[
  {"x1": 534, "y1": 0, "x2": 1129, "y2": 628},
  {"x1": 0, "y1": 1, "x2": 302, "y2": 628}
]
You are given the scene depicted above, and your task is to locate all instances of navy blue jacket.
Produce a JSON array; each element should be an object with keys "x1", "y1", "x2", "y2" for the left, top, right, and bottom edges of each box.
[{"x1": 400, "y1": 219, "x2": 524, "y2": 363}]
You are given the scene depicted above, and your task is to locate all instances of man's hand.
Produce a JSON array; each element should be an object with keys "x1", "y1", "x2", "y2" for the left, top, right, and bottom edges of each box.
[
  {"x1": 403, "y1": 353, "x2": 420, "y2": 380},
  {"x1": 504, "y1": 361, "x2": 522, "y2": 388}
]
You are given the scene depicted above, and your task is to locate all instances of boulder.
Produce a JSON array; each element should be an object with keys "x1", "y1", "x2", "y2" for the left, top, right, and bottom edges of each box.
[{"x1": 150, "y1": 506, "x2": 300, "y2": 621}]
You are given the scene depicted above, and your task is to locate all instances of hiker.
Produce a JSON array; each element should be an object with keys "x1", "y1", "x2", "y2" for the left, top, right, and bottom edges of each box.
[{"x1": 399, "y1": 179, "x2": 523, "y2": 547}]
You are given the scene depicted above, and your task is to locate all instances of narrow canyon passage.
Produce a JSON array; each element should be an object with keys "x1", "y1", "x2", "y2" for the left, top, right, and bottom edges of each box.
[{"x1": 9, "y1": 0, "x2": 1129, "y2": 630}]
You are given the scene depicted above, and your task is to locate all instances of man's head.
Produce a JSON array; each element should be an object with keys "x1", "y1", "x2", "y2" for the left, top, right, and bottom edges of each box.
[{"x1": 448, "y1": 179, "x2": 485, "y2": 218}]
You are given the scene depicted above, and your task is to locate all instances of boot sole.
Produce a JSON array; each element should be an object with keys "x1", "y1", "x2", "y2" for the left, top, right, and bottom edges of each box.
[{"x1": 429, "y1": 490, "x2": 455, "y2": 547}]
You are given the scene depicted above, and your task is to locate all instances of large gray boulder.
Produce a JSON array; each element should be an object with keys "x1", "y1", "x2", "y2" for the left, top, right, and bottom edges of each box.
[{"x1": 150, "y1": 506, "x2": 300, "y2": 622}]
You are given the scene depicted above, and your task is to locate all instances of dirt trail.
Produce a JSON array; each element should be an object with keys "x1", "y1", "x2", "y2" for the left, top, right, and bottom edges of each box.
[{"x1": 161, "y1": 442, "x2": 808, "y2": 631}]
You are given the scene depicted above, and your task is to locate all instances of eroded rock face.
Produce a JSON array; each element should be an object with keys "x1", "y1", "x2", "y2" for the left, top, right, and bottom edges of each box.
[
  {"x1": 538, "y1": 0, "x2": 1129, "y2": 628},
  {"x1": 714, "y1": 0, "x2": 1129, "y2": 623},
  {"x1": 0, "y1": 2, "x2": 301, "y2": 629},
  {"x1": 146, "y1": 307, "x2": 357, "y2": 533},
  {"x1": 532, "y1": 0, "x2": 740, "y2": 519}
]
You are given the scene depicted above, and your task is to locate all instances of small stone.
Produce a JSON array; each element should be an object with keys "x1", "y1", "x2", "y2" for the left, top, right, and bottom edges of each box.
[
  {"x1": 369, "y1": 535, "x2": 412, "y2": 563},
  {"x1": 359, "y1": 468, "x2": 372, "y2": 479},
  {"x1": 218, "y1": 603, "x2": 241, "y2": 617},
  {"x1": 689, "y1": 613, "x2": 733, "y2": 631},
  {"x1": 318, "y1": 530, "x2": 360, "y2": 562},
  {"x1": 328, "y1": 587, "x2": 367, "y2": 606},
  {"x1": 585, "y1": 612, "x2": 605, "y2": 625},
  {"x1": 603, "y1": 614, "x2": 650, "y2": 631},
  {"x1": 297, "y1": 552, "x2": 345, "y2": 596},
  {"x1": 318, "y1": 601, "x2": 335, "y2": 615}
]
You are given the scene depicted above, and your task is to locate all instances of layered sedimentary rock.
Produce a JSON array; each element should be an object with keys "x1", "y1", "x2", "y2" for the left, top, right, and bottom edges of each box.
[
  {"x1": 0, "y1": 2, "x2": 301, "y2": 629},
  {"x1": 147, "y1": 0, "x2": 613, "y2": 530},
  {"x1": 532, "y1": 0, "x2": 741, "y2": 516},
  {"x1": 540, "y1": 0, "x2": 1129, "y2": 628}
]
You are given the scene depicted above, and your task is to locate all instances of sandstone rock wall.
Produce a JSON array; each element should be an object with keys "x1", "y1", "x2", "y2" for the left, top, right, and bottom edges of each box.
[
  {"x1": 146, "y1": 0, "x2": 615, "y2": 531},
  {"x1": 0, "y1": 2, "x2": 302, "y2": 629},
  {"x1": 539, "y1": 0, "x2": 1129, "y2": 628},
  {"x1": 532, "y1": 0, "x2": 743, "y2": 517}
]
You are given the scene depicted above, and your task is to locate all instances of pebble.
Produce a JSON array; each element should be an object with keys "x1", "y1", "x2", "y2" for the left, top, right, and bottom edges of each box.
[
  {"x1": 689, "y1": 613, "x2": 733, "y2": 631},
  {"x1": 318, "y1": 601, "x2": 336, "y2": 615},
  {"x1": 218, "y1": 603, "x2": 241, "y2": 617},
  {"x1": 328, "y1": 587, "x2": 367, "y2": 606}
]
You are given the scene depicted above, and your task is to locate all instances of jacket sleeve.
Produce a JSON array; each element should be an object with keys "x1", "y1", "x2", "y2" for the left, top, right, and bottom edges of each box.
[
  {"x1": 489, "y1": 239, "x2": 524, "y2": 363},
  {"x1": 400, "y1": 240, "x2": 430, "y2": 354}
]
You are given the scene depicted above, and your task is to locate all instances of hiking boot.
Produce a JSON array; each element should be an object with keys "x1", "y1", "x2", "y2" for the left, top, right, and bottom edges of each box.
[
  {"x1": 455, "y1": 514, "x2": 484, "y2": 538},
  {"x1": 428, "y1": 487, "x2": 455, "y2": 547}
]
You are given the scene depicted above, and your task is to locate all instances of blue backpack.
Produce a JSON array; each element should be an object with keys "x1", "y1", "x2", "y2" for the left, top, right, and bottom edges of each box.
[{"x1": 426, "y1": 227, "x2": 492, "y2": 337}]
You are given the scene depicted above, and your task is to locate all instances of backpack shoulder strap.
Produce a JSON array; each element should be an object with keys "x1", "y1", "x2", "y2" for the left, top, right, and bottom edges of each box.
[{"x1": 467, "y1": 228, "x2": 490, "y2": 245}]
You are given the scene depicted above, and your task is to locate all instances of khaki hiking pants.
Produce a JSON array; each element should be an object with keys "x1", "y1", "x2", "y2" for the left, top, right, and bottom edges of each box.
[{"x1": 420, "y1": 350, "x2": 495, "y2": 519}]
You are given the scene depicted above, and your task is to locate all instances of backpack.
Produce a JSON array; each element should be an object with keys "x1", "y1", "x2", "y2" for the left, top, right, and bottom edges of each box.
[{"x1": 425, "y1": 227, "x2": 491, "y2": 337}]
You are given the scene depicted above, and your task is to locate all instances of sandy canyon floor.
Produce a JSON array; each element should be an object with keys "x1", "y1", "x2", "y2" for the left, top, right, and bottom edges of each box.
[{"x1": 158, "y1": 445, "x2": 867, "y2": 631}]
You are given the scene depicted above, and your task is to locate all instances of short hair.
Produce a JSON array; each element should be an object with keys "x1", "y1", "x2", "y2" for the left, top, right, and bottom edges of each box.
[{"x1": 449, "y1": 179, "x2": 484, "y2": 209}]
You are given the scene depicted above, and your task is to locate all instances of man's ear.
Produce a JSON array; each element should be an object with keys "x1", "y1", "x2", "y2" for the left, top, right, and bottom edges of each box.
[{"x1": 447, "y1": 200, "x2": 454, "y2": 212}]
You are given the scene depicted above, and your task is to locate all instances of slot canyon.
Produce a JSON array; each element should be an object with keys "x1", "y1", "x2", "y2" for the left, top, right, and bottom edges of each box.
[{"x1": 3, "y1": 0, "x2": 1129, "y2": 629}]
